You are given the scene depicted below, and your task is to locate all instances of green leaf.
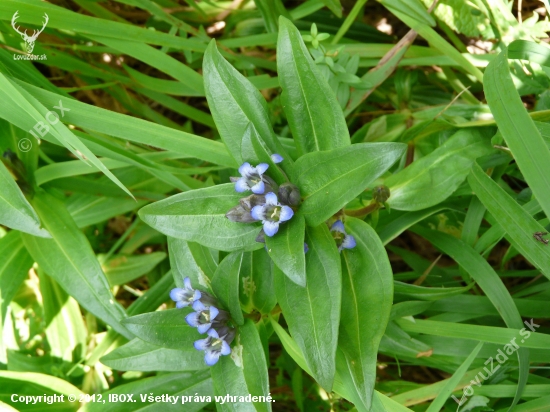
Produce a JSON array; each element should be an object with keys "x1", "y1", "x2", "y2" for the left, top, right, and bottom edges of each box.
[
  {"x1": 0, "y1": 371, "x2": 82, "y2": 411},
  {"x1": 211, "y1": 319, "x2": 271, "y2": 412},
  {"x1": 168, "y1": 237, "x2": 217, "y2": 292},
  {"x1": 0, "y1": 231, "x2": 33, "y2": 321},
  {"x1": 0, "y1": 161, "x2": 49, "y2": 237},
  {"x1": 277, "y1": 17, "x2": 350, "y2": 155},
  {"x1": 339, "y1": 218, "x2": 393, "y2": 410},
  {"x1": 394, "y1": 281, "x2": 474, "y2": 300},
  {"x1": 265, "y1": 214, "x2": 306, "y2": 286},
  {"x1": 203, "y1": 40, "x2": 286, "y2": 165},
  {"x1": 38, "y1": 272, "x2": 87, "y2": 363},
  {"x1": 425, "y1": 342, "x2": 484, "y2": 412},
  {"x1": 249, "y1": 249, "x2": 277, "y2": 315},
  {"x1": 139, "y1": 184, "x2": 263, "y2": 252},
  {"x1": 385, "y1": 128, "x2": 494, "y2": 211},
  {"x1": 293, "y1": 142, "x2": 406, "y2": 226},
  {"x1": 101, "y1": 338, "x2": 206, "y2": 372},
  {"x1": 484, "y1": 42, "x2": 550, "y2": 220},
  {"x1": 274, "y1": 223, "x2": 341, "y2": 391},
  {"x1": 320, "y1": 0, "x2": 342, "y2": 17},
  {"x1": 468, "y1": 163, "x2": 550, "y2": 281},
  {"x1": 103, "y1": 252, "x2": 166, "y2": 286},
  {"x1": 121, "y1": 309, "x2": 202, "y2": 350},
  {"x1": 21, "y1": 190, "x2": 130, "y2": 339},
  {"x1": 380, "y1": 0, "x2": 436, "y2": 27},
  {"x1": 83, "y1": 371, "x2": 212, "y2": 412},
  {"x1": 212, "y1": 252, "x2": 245, "y2": 326}
]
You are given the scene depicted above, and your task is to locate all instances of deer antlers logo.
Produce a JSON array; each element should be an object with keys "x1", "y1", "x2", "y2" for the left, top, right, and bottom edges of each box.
[{"x1": 11, "y1": 11, "x2": 49, "y2": 54}]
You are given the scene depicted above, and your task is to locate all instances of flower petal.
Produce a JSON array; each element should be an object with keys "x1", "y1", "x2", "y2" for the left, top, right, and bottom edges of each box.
[
  {"x1": 192, "y1": 300, "x2": 206, "y2": 311},
  {"x1": 330, "y1": 220, "x2": 346, "y2": 234},
  {"x1": 256, "y1": 163, "x2": 269, "y2": 174},
  {"x1": 194, "y1": 338, "x2": 209, "y2": 351},
  {"x1": 270, "y1": 154, "x2": 283, "y2": 164},
  {"x1": 197, "y1": 323, "x2": 212, "y2": 334},
  {"x1": 251, "y1": 180, "x2": 265, "y2": 194},
  {"x1": 209, "y1": 306, "x2": 219, "y2": 321},
  {"x1": 207, "y1": 328, "x2": 220, "y2": 339},
  {"x1": 279, "y1": 206, "x2": 294, "y2": 222},
  {"x1": 235, "y1": 178, "x2": 249, "y2": 193},
  {"x1": 250, "y1": 205, "x2": 265, "y2": 221},
  {"x1": 238, "y1": 162, "x2": 254, "y2": 176},
  {"x1": 204, "y1": 350, "x2": 221, "y2": 366},
  {"x1": 185, "y1": 312, "x2": 201, "y2": 328},
  {"x1": 342, "y1": 234, "x2": 356, "y2": 250},
  {"x1": 183, "y1": 277, "x2": 192, "y2": 290},
  {"x1": 193, "y1": 290, "x2": 202, "y2": 302},
  {"x1": 221, "y1": 340, "x2": 231, "y2": 356},
  {"x1": 265, "y1": 192, "x2": 278, "y2": 206},
  {"x1": 263, "y1": 220, "x2": 279, "y2": 237},
  {"x1": 169, "y1": 288, "x2": 184, "y2": 302},
  {"x1": 176, "y1": 301, "x2": 188, "y2": 309}
]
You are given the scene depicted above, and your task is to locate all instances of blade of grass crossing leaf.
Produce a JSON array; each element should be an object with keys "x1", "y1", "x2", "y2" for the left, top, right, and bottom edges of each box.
[
  {"x1": 425, "y1": 342, "x2": 483, "y2": 412},
  {"x1": 484, "y1": 44, "x2": 550, "y2": 220},
  {"x1": 468, "y1": 163, "x2": 550, "y2": 280},
  {"x1": 409, "y1": 227, "x2": 529, "y2": 411}
]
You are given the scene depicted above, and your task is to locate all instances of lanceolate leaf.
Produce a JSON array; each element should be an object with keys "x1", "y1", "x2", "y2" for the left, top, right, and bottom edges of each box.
[
  {"x1": 386, "y1": 128, "x2": 494, "y2": 211},
  {"x1": 277, "y1": 17, "x2": 350, "y2": 155},
  {"x1": 265, "y1": 214, "x2": 306, "y2": 286},
  {"x1": 21, "y1": 190, "x2": 130, "y2": 339},
  {"x1": 0, "y1": 161, "x2": 49, "y2": 237},
  {"x1": 203, "y1": 40, "x2": 287, "y2": 165},
  {"x1": 121, "y1": 308, "x2": 202, "y2": 350},
  {"x1": 139, "y1": 184, "x2": 263, "y2": 252},
  {"x1": 339, "y1": 218, "x2": 393, "y2": 410},
  {"x1": 212, "y1": 252, "x2": 245, "y2": 326},
  {"x1": 211, "y1": 319, "x2": 271, "y2": 412},
  {"x1": 293, "y1": 143, "x2": 406, "y2": 226},
  {"x1": 484, "y1": 42, "x2": 550, "y2": 220},
  {"x1": 168, "y1": 237, "x2": 217, "y2": 292},
  {"x1": 101, "y1": 338, "x2": 206, "y2": 372},
  {"x1": 274, "y1": 224, "x2": 341, "y2": 391}
]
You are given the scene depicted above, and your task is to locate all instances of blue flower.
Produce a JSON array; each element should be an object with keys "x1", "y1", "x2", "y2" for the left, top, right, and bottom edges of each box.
[
  {"x1": 185, "y1": 300, "x2": 220, "y2": 334},
  {"x1": 170, "y1": 277, "x2": 201, "y2": 308},
  {"x1": 251, "y1": 192, "x2": 294, "y2": 237},
  {"x1": 330, "y1": 220, "x2": 356, "y2": 252},
  {"x1": 194, "y1": 328, "x2": 232, "y2": 366},
  {"x1": 233, "y1": 162, "x2": 269, "y2": 194},
  {"x1": 271, "y1": 153, "x2": 283, "y2": 163}
]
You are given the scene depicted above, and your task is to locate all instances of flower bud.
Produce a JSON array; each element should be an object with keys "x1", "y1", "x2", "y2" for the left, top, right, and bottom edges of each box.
[
  {"x1": 277, "y1": 183, "x2": 301, "y2": 207},
  {"x1": 373, "y1": 185, "x2": 390, "y2": 204},
  {"x1": 226, "y1": 205, "x2": 256, "y2": 223},
  {"x1": 239, "y1": 194, "x2": 266, "y2": 211}
]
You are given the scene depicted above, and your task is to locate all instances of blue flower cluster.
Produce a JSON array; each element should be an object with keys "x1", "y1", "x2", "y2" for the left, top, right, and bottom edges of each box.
[
  {"x1": 226, "y1": 155, "x2": 301, "y2": 238},
  {"x1": 170, "y1": 277, "x2": 235, "y2": 366}
]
